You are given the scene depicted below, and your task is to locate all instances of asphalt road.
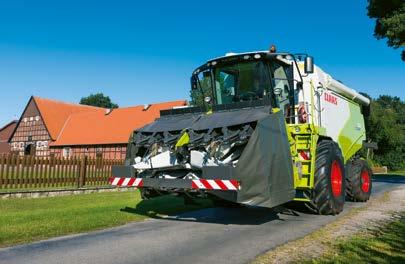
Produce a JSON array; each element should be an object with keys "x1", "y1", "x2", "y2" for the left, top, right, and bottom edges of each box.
[{"x1": 1, "y1": 176, "x2": 404, "y2": 264}]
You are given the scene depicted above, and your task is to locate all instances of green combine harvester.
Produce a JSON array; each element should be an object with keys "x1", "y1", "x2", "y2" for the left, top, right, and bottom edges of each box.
[{"x1": 110, "y1": 48, "x2": 373, "y2": 215}]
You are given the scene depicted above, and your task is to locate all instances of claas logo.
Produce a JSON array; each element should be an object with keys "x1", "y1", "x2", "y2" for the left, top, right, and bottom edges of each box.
[{"x1": 324, "y1": 93, "x2": 338, "y2": 105}]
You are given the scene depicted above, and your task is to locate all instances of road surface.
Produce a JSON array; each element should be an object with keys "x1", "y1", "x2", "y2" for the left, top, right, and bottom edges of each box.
[{"x1": 1, "y1": 176, "x2": 404, "y2": 264}]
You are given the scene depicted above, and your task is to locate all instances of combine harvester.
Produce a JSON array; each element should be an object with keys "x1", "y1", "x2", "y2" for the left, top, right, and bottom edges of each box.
[{"x1": 110, "y1": 47, "x2": 373, "y2": 215}]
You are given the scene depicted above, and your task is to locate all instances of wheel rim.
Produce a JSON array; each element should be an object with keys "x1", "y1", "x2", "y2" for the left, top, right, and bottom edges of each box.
[
  {"x1": 331, "y1": 160, "x2": 343, "y2": 197},
  {"x1": 361, "y1": 169, "x2": 371, "y2": 193}
]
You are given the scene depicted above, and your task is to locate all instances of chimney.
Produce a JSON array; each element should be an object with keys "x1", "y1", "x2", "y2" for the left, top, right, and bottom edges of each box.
[
  {"x1": 143, "y1": 104, "x2": 151, "y2": 111},
  {"x1": 105, "y1": 108, "x2": 113, "y2": 115}
]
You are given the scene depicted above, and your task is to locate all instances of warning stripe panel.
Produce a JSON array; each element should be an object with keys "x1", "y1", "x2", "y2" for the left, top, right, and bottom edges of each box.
[
  {"x1": 192, "y1": 179, "x2": 206, "y2": 189},
  {"x1": 134, "y1": 178, "x2": 143, "y2": 187},
  {"x1": 222, "y1": 180, "x2": 238, "y2": 190},
  {"x1": 192, "y1": 179, "x2": 240, "y2": 191},
  {"x1": 214, "y1": 179, "x2": 228, "y2": 190},
  {"x1": 128, "y1": 178, "x2": 135, "y2": 186},
  {"x1": 110, "y1": 177, "x2": 143, "y2": 187},
  {"x1": 299, "y1": 151, "x2": 310, "y2": 160},
  {"x1": 109, "y1": 177, "x2": 239, "y2": 191}
]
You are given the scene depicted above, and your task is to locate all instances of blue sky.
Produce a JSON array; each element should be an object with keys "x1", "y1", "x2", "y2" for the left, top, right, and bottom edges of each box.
[{"x1": 0, "y1": 0, "x2": 404, "y2": 126}]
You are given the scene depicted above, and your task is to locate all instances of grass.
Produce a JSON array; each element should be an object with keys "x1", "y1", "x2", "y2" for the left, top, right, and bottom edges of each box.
[
  {"x1": 390, "y1": 170, "x2": 405, "y2": 176},
  {"x1": 0, "y1": 190, "x2": 212, "y2": 247},
  {"x1": 373, "y1": 171, "x2": 405, "y2": 176},
  {"x1": 306, "y1": 213, "x2": 405, "y2": 264}
]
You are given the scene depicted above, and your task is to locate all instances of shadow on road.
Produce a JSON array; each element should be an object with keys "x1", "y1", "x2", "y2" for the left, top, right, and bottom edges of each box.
[
  {"x1": 158, "y1": 206, "x2": 285, "y2": 225},
  {"x1": 373, "y1": 174, "x2": 405, "y2": 184},
  {"x1": 121, "y1": 196, "x2": 301, "y2": 225}
]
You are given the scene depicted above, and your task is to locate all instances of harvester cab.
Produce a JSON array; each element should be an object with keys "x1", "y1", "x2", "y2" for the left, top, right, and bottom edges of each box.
[
  {"x1": 110, "y1": 48, "x2": 373, "y2": 215},
  {"x1": 190, "y1": 52, "x2": 309, "y2": 118}
]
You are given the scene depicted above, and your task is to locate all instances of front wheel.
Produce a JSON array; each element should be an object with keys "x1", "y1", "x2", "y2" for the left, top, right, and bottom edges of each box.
[{"x1": 306, "y1": 140, "x2": 346, "y2": 215}]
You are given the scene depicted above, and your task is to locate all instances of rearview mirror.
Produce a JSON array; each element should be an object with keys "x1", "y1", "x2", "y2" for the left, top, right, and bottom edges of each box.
[{"x1": 304, "y1": 56, "x2": 314, "y2": 74}]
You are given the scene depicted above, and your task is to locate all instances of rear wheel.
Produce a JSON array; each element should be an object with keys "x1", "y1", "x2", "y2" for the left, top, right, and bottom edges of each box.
[
  {"x1": 346, "y1": 158, "x2": 372, "y2": 202},
  {"x1": 306, "y1": 140, "x2": 345, "y2": 215}
]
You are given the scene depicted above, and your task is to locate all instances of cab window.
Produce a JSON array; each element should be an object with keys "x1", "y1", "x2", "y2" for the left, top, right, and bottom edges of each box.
[
  {"x1": 213, "y1": 61, "x2": 271, "y2": 104},
  {"x1": 270, "y1": 62, "x2": 291, "y2": 111},
  {"x1": 190, "y1": 70, "x2": 213, "y2": 106}
]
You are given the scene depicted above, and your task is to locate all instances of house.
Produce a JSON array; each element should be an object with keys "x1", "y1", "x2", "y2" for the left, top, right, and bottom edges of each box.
[
  {"x1": 0, "y1": 120, "x2": 17, "y2": 154},
  {"x1": 9, "y1": 96, "x2": 187, "y2": 159}
]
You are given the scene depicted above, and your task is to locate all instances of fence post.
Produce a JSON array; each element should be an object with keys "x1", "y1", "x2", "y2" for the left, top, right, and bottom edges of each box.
[
  {"x1": 0, "y1": 154, "x2": 3, "y2": 189},
  {"x1": 78, "y1": 156, "x2": 87, "y2": 188}
]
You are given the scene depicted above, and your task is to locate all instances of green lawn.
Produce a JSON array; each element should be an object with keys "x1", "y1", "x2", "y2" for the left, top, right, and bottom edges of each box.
[
  {"x1": 307, "y1": 213, "x2": 405, "y2": 264},
  {"x1": 390, "y1": 171, "x2": 405, "y2": 176},
  {"x1": 0, "y1": 190, "x2": 212, "y2": 247}
]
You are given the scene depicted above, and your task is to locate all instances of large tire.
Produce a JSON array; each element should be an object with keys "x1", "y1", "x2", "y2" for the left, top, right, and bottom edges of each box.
[
  {"x1": 346, "y1": 158, "x2": 372, "y2": 202},
  {"x1": 306, "y1": 140, "x2": 346, "y2": 215}
]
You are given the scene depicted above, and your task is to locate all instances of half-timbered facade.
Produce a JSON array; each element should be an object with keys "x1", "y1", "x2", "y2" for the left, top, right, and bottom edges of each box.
[
  {"x1": 8, "y1": 96, "x2": 186, "y2": 160},
  {"x1": 9, "y1": 97, "x2": 103, "y2": 157}
]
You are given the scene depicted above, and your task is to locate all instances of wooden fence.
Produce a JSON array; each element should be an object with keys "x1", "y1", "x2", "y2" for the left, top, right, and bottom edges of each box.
[{"x1": 0, "y1": 154, "x2": 123, "y2": 191}]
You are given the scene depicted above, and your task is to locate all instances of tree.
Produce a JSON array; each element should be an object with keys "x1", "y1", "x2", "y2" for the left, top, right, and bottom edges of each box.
[
  {"x1": 79, "y1": 93, "x2": 118, "y2": 108},
  {"x1": 367, "y1": 0, "x2": 405, "y2": 61},
  {"x1": 363, "y1": 95, "x2": 405, "y2": 170}
]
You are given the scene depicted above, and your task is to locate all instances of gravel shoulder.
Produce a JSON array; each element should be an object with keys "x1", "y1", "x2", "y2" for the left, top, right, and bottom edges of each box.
[{"x1": 253, "y1": 184, "x2": 405, "y2": 264}]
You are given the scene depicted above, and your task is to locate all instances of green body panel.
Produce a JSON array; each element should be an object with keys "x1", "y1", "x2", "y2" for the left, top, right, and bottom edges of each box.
[
  {"x1": 287, "y1": 101, "x2": 365, "y2": 202},
  {"x1": 337, "y1": 101, "x2": 366, "y2": 162},
  {"x1": 287, "y1": 124, "x2": 319, "y2": 192}
]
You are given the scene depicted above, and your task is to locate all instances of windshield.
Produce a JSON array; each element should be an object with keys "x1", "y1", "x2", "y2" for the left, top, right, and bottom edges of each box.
[
  {"x1": 190, "y1": 58, "x2": 293, "y2": 108},
  {"x1": 213, "y1": 61, "x2": 271, "y2": 104}
]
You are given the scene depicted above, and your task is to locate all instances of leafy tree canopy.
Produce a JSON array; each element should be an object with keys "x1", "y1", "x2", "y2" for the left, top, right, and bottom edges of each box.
[
  {"x1": 363, "y1": 94, "x2": 405, "y2": 170},
  {"x1": 79, "y1": 93, "x2": 118, "y2": 108},
  {"x1": 367, "y1": 0, "x2": 405, "y2": 60}
]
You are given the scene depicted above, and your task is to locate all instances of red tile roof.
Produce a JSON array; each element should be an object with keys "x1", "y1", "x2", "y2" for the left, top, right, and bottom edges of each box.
[
  {"x1": 34, "y1": 97, "x2": 105, "y2": 140},
  {"x1": 0, "y1": 120, "x2": 17, "y2": 141},
  {"x1": 0, "y1": 120, "x2": 17, "y2": 153},
  {"x1": 50, "y1": 100, "x2": 187, "y2": 146}
]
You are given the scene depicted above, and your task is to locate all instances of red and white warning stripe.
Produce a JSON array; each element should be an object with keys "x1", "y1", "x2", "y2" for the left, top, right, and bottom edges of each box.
[
  {"x1": 109, "y1": 177, "x2": 143, "y2": 187},
  {"x1": 299, "y1": 151, "x2": 311, "y2": 161},
  {"x1": 191, "y1": 179, "x2": 240, "y2": 191},
  {"x1": 109, "y1": 177, "x2": 240, "y2": 191}
]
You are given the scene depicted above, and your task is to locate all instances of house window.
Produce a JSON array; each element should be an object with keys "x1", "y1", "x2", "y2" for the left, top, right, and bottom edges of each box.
[{"x1": 63, "y1": 147, "x2": 72, "y2": 158}]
